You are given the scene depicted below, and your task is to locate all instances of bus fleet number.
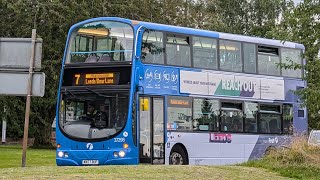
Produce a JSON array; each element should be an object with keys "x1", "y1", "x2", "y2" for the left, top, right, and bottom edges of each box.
[{"x1": 114, "y1": 138, "x2": 125, "y2": 142}]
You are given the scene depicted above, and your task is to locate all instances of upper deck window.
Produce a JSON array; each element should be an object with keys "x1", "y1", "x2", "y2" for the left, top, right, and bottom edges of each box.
[
  {"x1": 258, "y1": 46, "x2": 280, "y2": 76},
  {"x1": 166, "y1": 34, "x2": 191, "y2": 67},
  {"x1": 281, "y1": 48, "x2": 302, "y2": 78},
  {"x1": 219, "y1": 40, "x2": 242, "y2": 72},
  {"x1": 141, "y1": 30, "x2": 164, "y2": 64},
  {"x1": 67, "y1": 21, "x2": 133, "y2": 64},
  {"x1": 243, "y1": 43, "x2": 256, "y2": 73},
  {"x1": 193, "y1": 37, "x2": 217, "y2": 69}
]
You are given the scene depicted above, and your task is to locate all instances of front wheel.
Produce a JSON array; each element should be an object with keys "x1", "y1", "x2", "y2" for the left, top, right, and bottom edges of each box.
[{"x1": 169, "y1": 147, "x2": 187, "y2": 165}]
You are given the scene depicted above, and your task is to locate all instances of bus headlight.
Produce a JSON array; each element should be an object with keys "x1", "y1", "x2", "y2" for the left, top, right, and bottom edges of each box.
[
  {"x1": 58, "y1": 151, "x2": 64, "y2": 158},
  {"x1": 119, "y1": 150, "x2": 126, "y2": 158}
]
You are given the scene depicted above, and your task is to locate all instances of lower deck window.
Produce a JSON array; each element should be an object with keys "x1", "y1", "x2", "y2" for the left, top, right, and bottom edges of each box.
[
  {"x1": 167, "y1": 96, "x2": 192, "y2": 131},
  {"x1": 283, "y1": 104, "x2": 293, "y2": 134},
  {"x1": 259, "y1": 104, "x2": 282, "y2": 134},
  {"x1": 166, "y1": 97, "x2": 296, "y2": 134},
  {"x1": 259, "y1": 113, "x2": 281, "y2": 134},
  {"x1": 220, "y1": 110, "x2": 243, "y2": 132},
  {"x1": 193, "y1": 99, "x2": 219, "y2": 131},
  {"x1": 244, "y1": 102, "x2": 258, "y2": 133},
  {"x1": 220, "y1": 102, "x2": 243, "y2": 132}
]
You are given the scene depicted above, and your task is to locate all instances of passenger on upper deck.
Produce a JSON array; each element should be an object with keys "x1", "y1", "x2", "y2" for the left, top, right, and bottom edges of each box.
[
  {"x1": 98, "y1": 53, "x2": 113, "y2": 62},
  {"x1": 141, "y1": 46, "x2": 152, "y2": 62},
  {"x1": 85, "y1": 54, "x2": 98, "y2": 63}
]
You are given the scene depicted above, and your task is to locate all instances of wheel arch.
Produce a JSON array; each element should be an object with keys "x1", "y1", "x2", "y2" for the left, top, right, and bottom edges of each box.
[{"x1": 170, "y1": 143, "x2": 189, "y2": 165}]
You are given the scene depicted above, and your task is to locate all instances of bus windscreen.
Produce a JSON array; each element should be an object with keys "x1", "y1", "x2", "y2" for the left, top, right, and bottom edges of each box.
[
  {"x1": 66, "y1": 21, "x2": 134, "y2": 63},
  {"x1": 59, "y1": 91, "x2": 129, "y2": 140}
]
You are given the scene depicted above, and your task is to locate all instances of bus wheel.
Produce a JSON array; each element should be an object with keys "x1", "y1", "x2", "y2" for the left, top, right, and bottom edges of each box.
[
  {"x1": 169, "y1": 146, "x2": 187, "y2": 165},
  {"x1": 265, "y1": 146, "x2": 276, "y2": 156}
]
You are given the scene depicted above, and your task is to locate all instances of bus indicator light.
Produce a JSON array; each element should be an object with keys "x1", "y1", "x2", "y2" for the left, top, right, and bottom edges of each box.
[{"x1": 123, "y1": 143, "x2": 129, "y2": 149}]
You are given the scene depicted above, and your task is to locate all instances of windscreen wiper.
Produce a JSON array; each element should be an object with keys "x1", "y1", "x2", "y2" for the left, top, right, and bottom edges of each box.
[
  {"x1": 64, "y1": 88, "x2": 76, "y2": 98},
  {"x1": 85, "y1": 87, "x2": 127, "y2": 99},
  {"x1": 64, "y1": 88, "x2": 87, "y2": 101}
]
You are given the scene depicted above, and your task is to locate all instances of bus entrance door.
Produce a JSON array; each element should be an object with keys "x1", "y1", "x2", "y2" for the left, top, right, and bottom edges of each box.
[{"x1": 139, "y1": 96, "x2": 165, "y2": 164}]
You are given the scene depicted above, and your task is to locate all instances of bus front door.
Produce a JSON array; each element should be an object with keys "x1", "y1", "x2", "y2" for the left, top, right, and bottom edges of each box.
[{"x1": 139, "y1": 96, "x2": 165, "y2": 164}]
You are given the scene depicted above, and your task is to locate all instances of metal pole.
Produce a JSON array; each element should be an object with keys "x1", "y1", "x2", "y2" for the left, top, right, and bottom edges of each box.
[
  {"x1": 22, "y1": 29, "x2": 36, "y2": 167},
  {"x1": 1, "y1": 106, "x2": 6, "y2": 144}
]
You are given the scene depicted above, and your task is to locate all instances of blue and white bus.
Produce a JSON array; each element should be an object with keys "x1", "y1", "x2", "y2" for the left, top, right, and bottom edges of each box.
[{"x1": 56, "y1": 17, "x2": 307, "y2": 166}]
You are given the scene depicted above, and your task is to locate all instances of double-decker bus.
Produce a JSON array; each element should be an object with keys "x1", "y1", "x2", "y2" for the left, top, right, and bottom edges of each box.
[{"x1": 56, "y1": 17, "x2": 307, "y2": 166}]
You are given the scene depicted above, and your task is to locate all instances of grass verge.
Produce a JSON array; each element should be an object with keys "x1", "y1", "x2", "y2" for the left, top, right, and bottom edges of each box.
[
  {"x1": 243, "y1": 137, "x2": 320, "y2": 179},
  {"x1": 0, "y1": 144, "x2": 291, "y2": 179},
  {"x1": 0, "y1": 165, "x2": 291, "y2": 180}
]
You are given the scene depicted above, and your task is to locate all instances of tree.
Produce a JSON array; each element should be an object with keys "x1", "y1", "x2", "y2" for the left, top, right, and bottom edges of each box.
[
  {"x1": 1, "y1": 0, "x2": 312, "y2": 145},
  {"x1": 205, "y1": 0, "x2": 286, "y2": 36},
  {"x1": 0, "y1": 0, "x2": 208, "y2": 145},
  {"x1": 268, "y1": 0, "x2": 320, "y2": 129}
]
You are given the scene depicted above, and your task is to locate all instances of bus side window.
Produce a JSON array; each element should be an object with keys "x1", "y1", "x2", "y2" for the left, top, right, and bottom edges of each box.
[{"x1": 141, "y1": 30, "x2": 164, "y2": 64}]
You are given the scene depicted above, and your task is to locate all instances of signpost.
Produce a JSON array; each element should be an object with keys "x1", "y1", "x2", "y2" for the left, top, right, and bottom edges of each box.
[
  {"x1": 0, "y1": 37, "x2": 42, "y2": 70},
  {"x1": 22, "y1": 29, "x2": 37, "y2": 167},
  {"x1": 0, "y1": 29, "x2": 44, "y2": 167},
  {"x1": 1, "y1": 107, "x2": 6, "y2": 144},
  {"x1": 0, "y1": 72, "x2": 45, "y2": 97}
]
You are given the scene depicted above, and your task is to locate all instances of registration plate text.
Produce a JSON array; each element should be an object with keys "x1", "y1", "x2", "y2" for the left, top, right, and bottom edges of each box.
[{"x1": 82, "y1": 160, "x2": 99, "y2": 165}]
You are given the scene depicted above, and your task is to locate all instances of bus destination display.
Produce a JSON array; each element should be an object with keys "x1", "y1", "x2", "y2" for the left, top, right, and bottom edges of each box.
[{"x1": 73, "y1": 72, "x2": 116, "y2": 85}]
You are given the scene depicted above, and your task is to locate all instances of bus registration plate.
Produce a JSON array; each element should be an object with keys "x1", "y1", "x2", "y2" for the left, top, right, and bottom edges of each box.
[{"x1": 82, "y1": 160, "x2": 99, "y2": 165}]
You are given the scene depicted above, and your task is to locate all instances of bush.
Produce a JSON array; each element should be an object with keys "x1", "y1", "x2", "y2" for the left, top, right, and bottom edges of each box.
[
  {"x1": 244, "y1": 136, "x2": 320, "y2": 179},
  {"x1": 265, "y1": 137, "x2": 320, "y2": 165}
]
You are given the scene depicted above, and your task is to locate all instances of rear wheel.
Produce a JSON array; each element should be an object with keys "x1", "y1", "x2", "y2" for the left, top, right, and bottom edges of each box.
[
  {"x1": 169, "y1": 146, "x2": 187, "y2": 165},
  {"x1": 265, "y1": 146, "x2": 276, "y2": 156}
]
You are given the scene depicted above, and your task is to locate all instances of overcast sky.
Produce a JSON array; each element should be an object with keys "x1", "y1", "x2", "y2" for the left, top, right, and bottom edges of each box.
[{"x1": 293, "y1": 0, "x2": 302, "y2": 5}]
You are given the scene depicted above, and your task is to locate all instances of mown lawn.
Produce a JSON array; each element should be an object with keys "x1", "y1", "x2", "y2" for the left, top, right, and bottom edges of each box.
[
  {"x1": 0, "y1": 145, "x2": 292, "y2": 180},
  {"x1": 0, "y1": 145, "x2": 55, "y2": 168}
]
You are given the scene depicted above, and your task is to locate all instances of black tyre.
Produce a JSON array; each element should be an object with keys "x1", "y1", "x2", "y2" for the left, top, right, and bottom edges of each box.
[
  {"x1": 265, "y1": 146, "x2": 276, "y2": 156},
  {"x1": 169, "y1": 146, "x2": 188, "y2": 165}
]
